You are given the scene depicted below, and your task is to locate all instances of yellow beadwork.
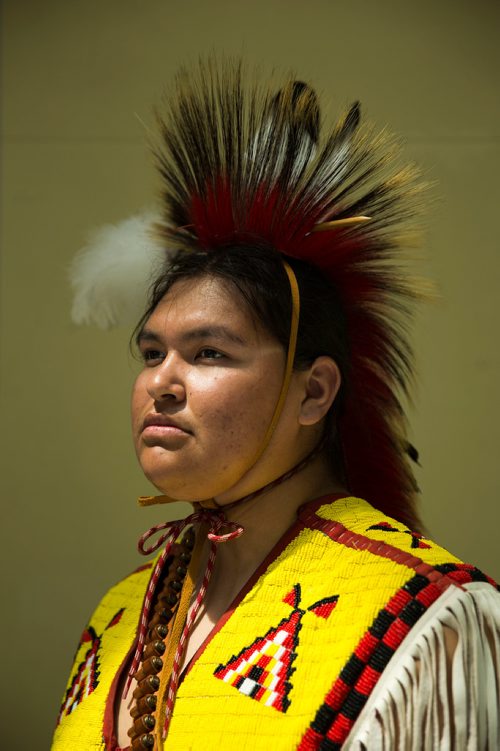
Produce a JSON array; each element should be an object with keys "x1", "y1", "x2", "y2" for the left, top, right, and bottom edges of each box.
[
  {"x1": 52, "y1": 497, "x2": 463, "y2": 750},
  {"x1": 51, "y1": 562, "x2": 157, "y2": 750}
]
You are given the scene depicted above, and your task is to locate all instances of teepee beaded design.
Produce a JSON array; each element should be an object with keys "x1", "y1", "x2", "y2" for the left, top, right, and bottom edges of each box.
[
  {"x1": 214, "y1": 584, "x2": 339, "y2": 712},
  {"x1": 57, "y1": 609, "x2": 124, "y2": 723}
]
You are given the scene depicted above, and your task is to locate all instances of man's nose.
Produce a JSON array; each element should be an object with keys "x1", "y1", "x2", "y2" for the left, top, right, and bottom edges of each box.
[{"x1": 146, "y1": 355, "x2": 186, "y2": 403}]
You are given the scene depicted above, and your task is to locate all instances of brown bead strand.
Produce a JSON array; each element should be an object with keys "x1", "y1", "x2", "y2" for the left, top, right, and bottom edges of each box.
[{"x1": 128, "y1": 528, "x2": 195, "y2": 750}]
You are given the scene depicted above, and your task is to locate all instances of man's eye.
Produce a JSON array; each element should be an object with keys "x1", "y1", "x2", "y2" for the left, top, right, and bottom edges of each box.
[
  {"x1": 142, "y1": 349, "x2": 164, "y2": 364},
  {"x1": 197, "y1": 348, "x2": 224, "y2": 360}
]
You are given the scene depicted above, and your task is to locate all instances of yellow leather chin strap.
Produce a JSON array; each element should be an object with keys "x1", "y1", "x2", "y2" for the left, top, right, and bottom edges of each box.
[{"x1": 138, "y1": 259, "x2": 300, "y2": 509}]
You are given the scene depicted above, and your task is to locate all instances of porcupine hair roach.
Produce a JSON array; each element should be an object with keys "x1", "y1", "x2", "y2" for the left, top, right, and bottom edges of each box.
[{"x1": 145, "y1": 58, "x2": 428, "y2": 530}]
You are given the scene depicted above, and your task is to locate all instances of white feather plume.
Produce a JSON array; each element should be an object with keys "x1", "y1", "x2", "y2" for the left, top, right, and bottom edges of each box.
[{"x1": 70, "y1": 211, "x2": 169, "y2": 329}]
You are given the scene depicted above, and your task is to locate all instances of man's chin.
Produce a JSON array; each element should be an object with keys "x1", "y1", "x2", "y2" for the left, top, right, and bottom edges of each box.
[{"x1": 142, "y1": 471, "x2": 201, "y2": 504}]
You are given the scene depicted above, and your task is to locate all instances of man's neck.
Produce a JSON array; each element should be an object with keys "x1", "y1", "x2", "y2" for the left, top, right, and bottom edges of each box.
[
  {"x1": 180, "y1": 454, "x2": 345, "y2": 673},
  {"x1": 210, "y1": 453, "x2": 344, "y2": 588}
]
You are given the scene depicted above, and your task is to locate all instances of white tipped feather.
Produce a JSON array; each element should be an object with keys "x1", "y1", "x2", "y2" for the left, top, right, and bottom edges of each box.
[{"x1": 70, "y1": 211, "x2": 169, "y2": 329}]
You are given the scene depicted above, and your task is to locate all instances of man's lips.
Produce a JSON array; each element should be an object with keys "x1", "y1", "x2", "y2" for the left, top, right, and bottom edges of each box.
[{"x1": 141, "y1": 413, "x2": 192, "y2": 435}]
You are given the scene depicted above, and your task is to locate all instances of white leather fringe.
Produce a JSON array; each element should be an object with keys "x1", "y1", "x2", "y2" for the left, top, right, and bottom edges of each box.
[{"x1": 345, "y1": 582, "x2": 500, "y2": 750}]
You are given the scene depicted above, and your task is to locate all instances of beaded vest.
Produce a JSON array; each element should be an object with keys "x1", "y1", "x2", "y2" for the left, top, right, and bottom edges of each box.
[{"x1": 51, "y1": 495, "x2": 494, "y2": 750}]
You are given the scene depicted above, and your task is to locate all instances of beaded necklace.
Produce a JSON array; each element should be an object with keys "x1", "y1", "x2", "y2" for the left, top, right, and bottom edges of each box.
[{"x1": 127, "y1": 529, "x2": 195, "y2": 749}]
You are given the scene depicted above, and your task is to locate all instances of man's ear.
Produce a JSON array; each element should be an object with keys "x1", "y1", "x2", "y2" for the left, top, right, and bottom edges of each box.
[{"x1": 298, "y1": 356, "x2": 341, "y2": 426}]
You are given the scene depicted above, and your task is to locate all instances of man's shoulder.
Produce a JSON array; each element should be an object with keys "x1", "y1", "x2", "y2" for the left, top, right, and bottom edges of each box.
[{"x1": 298, "y1": 493, "x2": 498, "y2": 590}]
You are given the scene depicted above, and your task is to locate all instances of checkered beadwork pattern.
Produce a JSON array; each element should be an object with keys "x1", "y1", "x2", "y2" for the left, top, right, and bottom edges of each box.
[
  {"x1": 434, "y1": 562, "x2": 499, "y2": 590},
  {"x1": 298, "y1": 564, "x2": 495, "y2": 750}
]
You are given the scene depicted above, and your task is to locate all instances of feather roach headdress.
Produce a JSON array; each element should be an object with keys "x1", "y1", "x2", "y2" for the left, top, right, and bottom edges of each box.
[{"x1": 149, "y1": 58, "x2": 426, "y2": 530}]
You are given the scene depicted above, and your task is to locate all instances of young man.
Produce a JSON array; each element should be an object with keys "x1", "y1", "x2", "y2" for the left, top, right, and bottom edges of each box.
[{"x1": 53, "y1": 61, "x2": 500, "y2": 750}]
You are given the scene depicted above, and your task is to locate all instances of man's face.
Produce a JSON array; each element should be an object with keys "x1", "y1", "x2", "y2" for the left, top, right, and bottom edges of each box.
[{"x1": 131, "y1": 275, "x2": 293, "y2": 503}]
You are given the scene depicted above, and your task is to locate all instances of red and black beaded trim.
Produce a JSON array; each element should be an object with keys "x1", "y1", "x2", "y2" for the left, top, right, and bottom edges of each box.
[
  {"x1": 434, "y1": 562, "x2": 499, "y2": 590},
  {"x1": 297, "y1": 563, "x2": 497, "y2": 751}
]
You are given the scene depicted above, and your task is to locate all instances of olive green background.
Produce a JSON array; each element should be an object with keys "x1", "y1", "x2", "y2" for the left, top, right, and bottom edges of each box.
[{"x1": 1, "y1": 1, "x2": 499, "y2": 748}]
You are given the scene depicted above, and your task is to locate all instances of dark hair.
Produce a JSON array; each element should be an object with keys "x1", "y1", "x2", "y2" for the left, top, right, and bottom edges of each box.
[{"x1": 134, "y1": 243, "x2": 349, "y2": 480}]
